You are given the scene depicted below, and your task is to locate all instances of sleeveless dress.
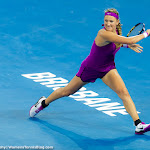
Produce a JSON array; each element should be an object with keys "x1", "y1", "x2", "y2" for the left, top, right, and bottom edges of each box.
[{"x1": 76, "y1": 40, "x2": 120, "y2": 82}]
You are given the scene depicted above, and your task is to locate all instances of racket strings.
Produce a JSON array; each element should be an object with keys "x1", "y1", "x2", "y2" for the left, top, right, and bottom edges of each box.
[{"x1": 127, "y1": 23, "x2": 145, "y2": 37}]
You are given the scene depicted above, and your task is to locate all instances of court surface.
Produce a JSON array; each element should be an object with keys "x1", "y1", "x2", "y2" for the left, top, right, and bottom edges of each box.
[{"x1": 1, "y1": 0, "x2": 150, "y2": 150}]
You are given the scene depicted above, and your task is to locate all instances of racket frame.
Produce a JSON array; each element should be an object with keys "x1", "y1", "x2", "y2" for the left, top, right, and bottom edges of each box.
[{"x1": 127, "y1": 23, "x2": 145, "y2": 37}]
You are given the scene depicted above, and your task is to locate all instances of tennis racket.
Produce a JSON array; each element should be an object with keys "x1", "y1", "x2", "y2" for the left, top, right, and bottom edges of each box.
[{"x1": 127, "y1": 23, "x2": 145, "y2": 37}]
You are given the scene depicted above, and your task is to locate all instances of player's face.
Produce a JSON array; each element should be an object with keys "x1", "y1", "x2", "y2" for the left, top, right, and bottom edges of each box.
[{"x1": 104, "y1": 15, "x2": 119, "y2": 32}]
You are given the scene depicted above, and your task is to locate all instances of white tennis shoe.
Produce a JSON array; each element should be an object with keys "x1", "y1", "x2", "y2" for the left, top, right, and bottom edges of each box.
[
  {"x1": 135, "y1": 122, "x2": 150, "y2": 134},
  {"x1": 29, "y1": 96, "x2": 46, "y2": 117}
]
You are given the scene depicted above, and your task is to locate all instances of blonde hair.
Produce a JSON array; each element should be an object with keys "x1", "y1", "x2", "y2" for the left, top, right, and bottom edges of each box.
[{"x1": 104, "y1": 8, "x2": 122, "y2": 48}]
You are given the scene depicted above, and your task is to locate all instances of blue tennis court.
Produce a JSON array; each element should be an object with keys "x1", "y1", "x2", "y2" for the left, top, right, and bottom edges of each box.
[{"x1": 1, "y1": 0, "x2": 150, "y2": 149}]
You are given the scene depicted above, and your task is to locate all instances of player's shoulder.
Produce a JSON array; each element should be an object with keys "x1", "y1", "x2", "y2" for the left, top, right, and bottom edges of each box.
[{"x1": 98, "y1": 28, "x2": 108, "y2": 37}]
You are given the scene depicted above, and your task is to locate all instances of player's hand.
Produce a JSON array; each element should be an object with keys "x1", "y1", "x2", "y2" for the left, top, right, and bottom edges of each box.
[{"x1": 128, "y1": 44, "x2": 143, "y2": 53}]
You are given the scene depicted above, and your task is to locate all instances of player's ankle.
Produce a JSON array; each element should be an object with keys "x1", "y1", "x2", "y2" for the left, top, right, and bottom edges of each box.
[
  {"x1": 41, "y1": 100, "x2": 49, "y2": 108},
  {"x1": 134, "y1": 119, "x2": 142, "y2": 126}
]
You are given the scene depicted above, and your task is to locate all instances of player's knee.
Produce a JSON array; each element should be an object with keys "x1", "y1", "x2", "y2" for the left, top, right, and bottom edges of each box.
[
  {"x1": 62, "y1": 88, "x2": 73, "y2": 97},
  {"x1": 116, "y1": 88, "x2": 129, "y2": 97}
]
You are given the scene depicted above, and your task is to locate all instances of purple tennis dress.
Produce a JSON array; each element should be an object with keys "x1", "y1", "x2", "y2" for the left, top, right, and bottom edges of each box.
[{"x1": 76, "y1": 40, "x2": 120, "y2": 82}]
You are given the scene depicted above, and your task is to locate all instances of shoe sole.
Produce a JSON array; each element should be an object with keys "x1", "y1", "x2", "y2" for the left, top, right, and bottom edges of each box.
[{"x1": 29, "y1": 105, "x2": 35, "y2": 117}]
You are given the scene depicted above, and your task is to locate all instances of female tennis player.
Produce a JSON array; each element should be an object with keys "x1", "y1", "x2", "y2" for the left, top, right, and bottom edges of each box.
[{"x1": 30, "y1": 8, "x2": 150, "y2": 134}]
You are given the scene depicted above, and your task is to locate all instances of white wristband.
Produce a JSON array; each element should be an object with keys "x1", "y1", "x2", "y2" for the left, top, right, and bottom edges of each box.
[
  {"x1": 143, "y1": 32, "x2": 149, "y2": 38},
  {"x1": 122, "y1": 44, "x2": 128, "y2": 48}
]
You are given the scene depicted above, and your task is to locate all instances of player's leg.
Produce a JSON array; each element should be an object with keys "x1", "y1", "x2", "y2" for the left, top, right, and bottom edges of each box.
[
  {"x1": 45, "y1": 75, "x2": 88, "y2": 104},
  {"x1": 29, "y1": 76, "x2": 88, "y2": 117},
  {"x1": 102, "y1": 69, "x2": 139, "y2": 121},
  {"x1": 102, "y1": 69, "x2": 150, "y2": 134}
]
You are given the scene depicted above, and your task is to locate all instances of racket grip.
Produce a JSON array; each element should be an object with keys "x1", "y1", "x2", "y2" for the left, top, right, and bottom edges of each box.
[{"x1": 143, "y1": 32, "x2": 149, "y2": 38}]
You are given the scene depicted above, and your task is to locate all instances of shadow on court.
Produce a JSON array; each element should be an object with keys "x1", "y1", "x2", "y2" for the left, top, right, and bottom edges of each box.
[{"x1": 29, "y1": 117, "x2": 150, "y2": 150}]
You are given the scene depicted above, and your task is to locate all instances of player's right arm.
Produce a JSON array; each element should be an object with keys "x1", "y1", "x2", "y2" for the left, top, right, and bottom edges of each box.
[{"x1": 99, "y1": 29, "x2": 150, "y2": 44}]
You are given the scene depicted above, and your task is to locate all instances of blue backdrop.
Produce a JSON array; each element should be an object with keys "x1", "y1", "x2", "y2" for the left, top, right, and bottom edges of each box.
[{"x1": 0, "y1": 0, "x2": 150, "y2": 149}]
